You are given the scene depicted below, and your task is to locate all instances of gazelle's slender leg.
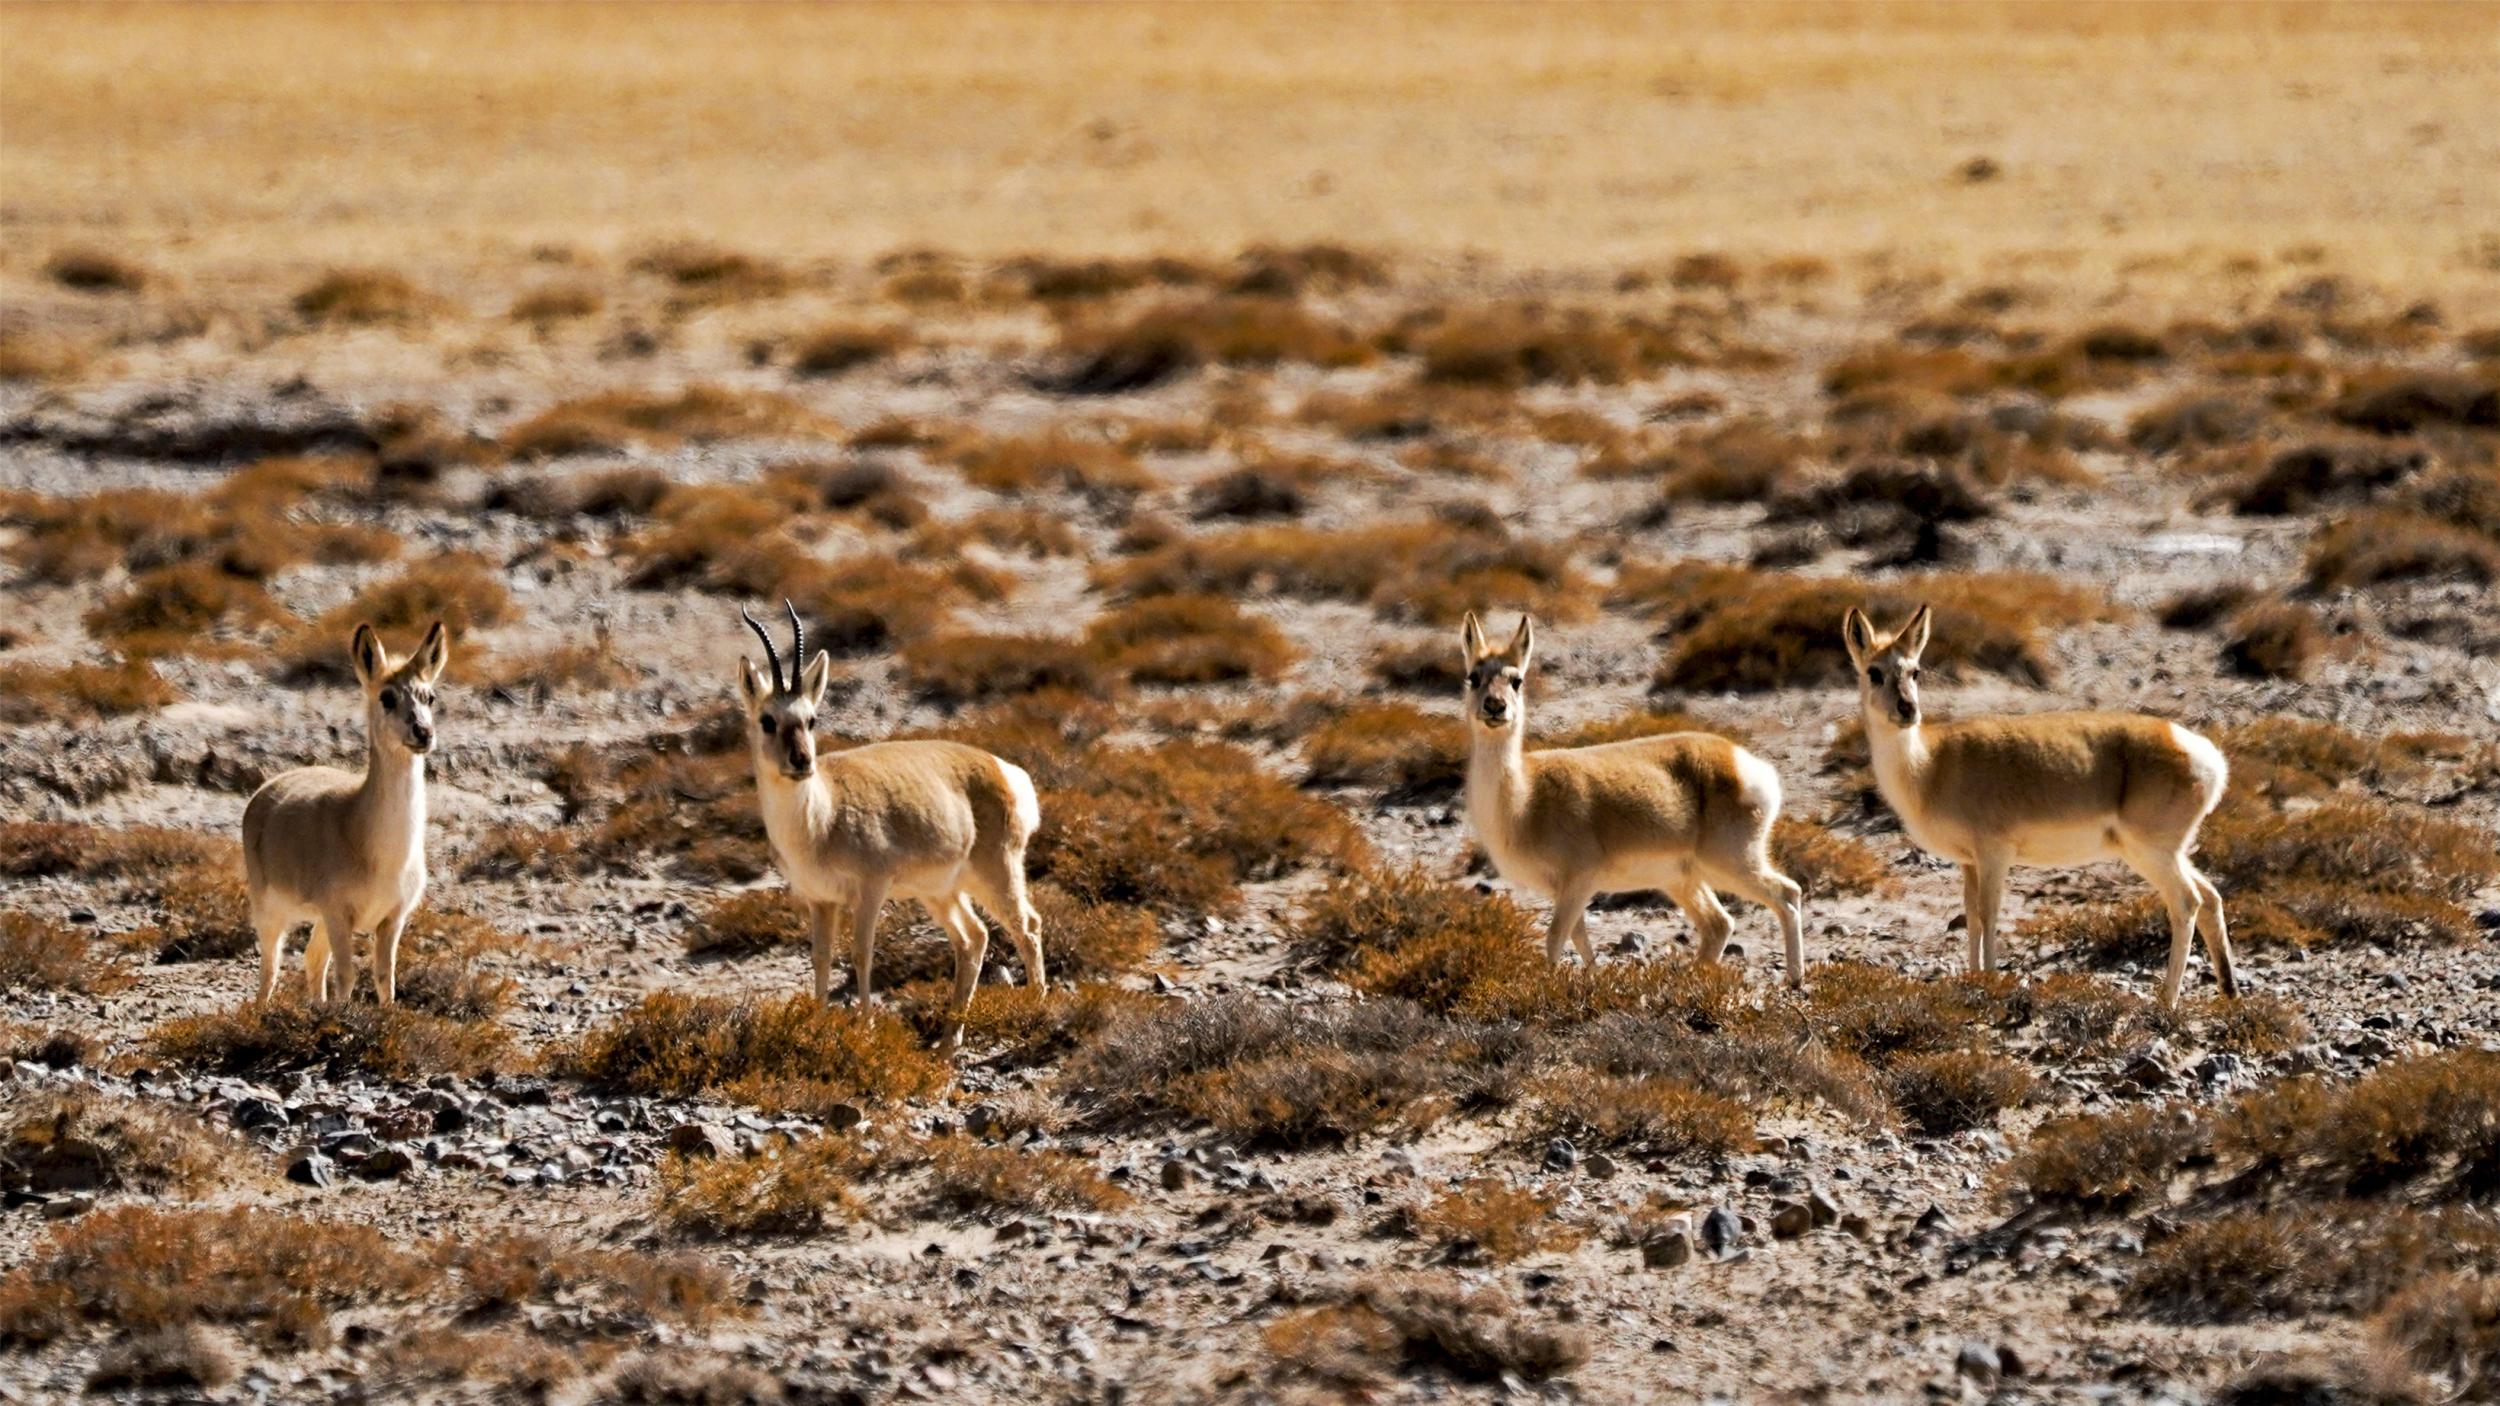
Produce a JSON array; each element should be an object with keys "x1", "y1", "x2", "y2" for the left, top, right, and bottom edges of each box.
[
  {"x1": 973, "y1": 853, "x2": 1045, "y2": 991},
  {"x1": 2125, "y1": 843, "x2": 2206, "y2": 1009},
  {"x1": 1666, "y1": 871, "x2": 1734, "y2": 967},
  {"x1": 806, "y1": 901, "x2": 838, "y2": 1004},
  {"x1": 1961, "y1": 855, "x2": 2008, "y2": 973},
  {"x1": 373, "y1": 908, "x2": 410, "y2": 1006},
  {"x1": 1709, "y1": 859, "x2": 1807, "y2": 988},
  {"x1": 2190, "y1": 869, "x2": 2237, "y2": 997},
  {"x1": 849, "y1": 877, "x2": 890, "y2": 1006},
  {"x1": 936, "y1": 895, "x2": 991, "y2": 1050},
  {"x1": 255, "y1": 908, "x2": 289, "y2": 1003},
  {"x1": 1546, "y1": 879, "x2": 1596, "y2": 965},
  {"x1": 313, "y1": 911, "x2": 357, "y2": 1002}
]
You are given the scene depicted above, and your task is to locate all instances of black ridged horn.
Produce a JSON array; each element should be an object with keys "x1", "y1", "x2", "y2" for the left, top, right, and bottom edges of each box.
[
  {"x1": 741, "y1": 606, "x2": 786, "y2": 692},
  {"x1": 784, "y1": 598, "x2": 806, "y2": 680}
]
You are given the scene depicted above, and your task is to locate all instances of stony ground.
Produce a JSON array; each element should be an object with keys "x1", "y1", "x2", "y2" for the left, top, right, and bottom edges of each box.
[{"x1": 3, "y1": 245, "x2": 2498, "y2": 1404}]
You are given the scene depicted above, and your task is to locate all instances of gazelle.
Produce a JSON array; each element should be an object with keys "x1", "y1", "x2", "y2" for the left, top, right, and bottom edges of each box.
[
  {"x1": 737, "y1": 602, "x2": 1044, "y2": 1049},
  {"x1": 1841, "y1": 605, "x2": 2236, "y2": 1007},
  {"x1": 1461, "y1": 613, "x2": 1808, "y2": 986},
  {"x1": 244, "y1": 621, "x2": 447, "y2": 1005}
]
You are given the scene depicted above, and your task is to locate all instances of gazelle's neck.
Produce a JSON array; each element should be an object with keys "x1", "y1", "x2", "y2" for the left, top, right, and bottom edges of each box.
[
  {"x1": 1465, "y1": 715, "x2": 1529, "y2": 819},
  {"x1": 356, "y1": 731, "x2": 427, "y2": 833},
  {"x1": 1861, "y1": 702, "x2": 1929, "y2": 808}
]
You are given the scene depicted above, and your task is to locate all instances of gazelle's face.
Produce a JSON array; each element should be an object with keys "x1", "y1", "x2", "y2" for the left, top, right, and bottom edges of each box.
[
  {"x1": 740, "y1": 650, "x2": 831, "y2": 781},
  {"x1": 1460, "y1": 612, "x2": 1535, "y2": 733},
  {"x1": 352, "y1": 621, "x2": 447, "y2": 756},
  {"x1": 1842, "y1": 605, "x2": 1930, "y2": 728}
]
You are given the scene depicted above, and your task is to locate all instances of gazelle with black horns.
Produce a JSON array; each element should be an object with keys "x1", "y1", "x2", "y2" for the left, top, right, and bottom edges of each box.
[
  {"x1": 1461, "y1": 612, "x2": 1809, "y2": 986},
  {"x1": 737, "y1": 602, "x2": 1045, "y2": 1049},
  {"x1": 1842, "y1": 604, "x2": 2236, "y2": 1007}
]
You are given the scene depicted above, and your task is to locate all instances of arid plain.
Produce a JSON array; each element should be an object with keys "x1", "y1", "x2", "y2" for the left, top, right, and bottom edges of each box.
[{"x1": 4, "y1": 4, "x2": 2500, "y2": 1403}]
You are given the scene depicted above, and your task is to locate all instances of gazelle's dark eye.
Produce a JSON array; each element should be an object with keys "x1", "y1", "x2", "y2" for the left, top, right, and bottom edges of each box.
[
  {"x1": 378, "y1": 687, "x2": 400, "y2": 710},
  {"x1": 1867, "y1": 668, "x2": 1885, "y2": 686},
  {"x1": 759, "y1": 716, "x2": 778, "y2": 735}
]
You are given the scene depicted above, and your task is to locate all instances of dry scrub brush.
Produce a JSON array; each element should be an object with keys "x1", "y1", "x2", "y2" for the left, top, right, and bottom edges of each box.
[
  {"x1": 1, "y1": 1091, "x2": 244, "y2": 1197},
  {"x1": 147, "y1": 997, "x2": 512, "y2": 1081},
  {"x1": 1261, "y1": 1276, "x2": 1588, "y2": 1390},
  {"x1": 1098, "y1": 516, "x2": 1594, "y2": 627},
  {"x1": 0, "y1": 911, "x2": 133, "y2": 995},
  {"x1": 1616, "y1": 559, "x2": 2115, "y2": 693},
  {"x1": 555, "y1": 992, "x2": 951, "y2": 1115}
]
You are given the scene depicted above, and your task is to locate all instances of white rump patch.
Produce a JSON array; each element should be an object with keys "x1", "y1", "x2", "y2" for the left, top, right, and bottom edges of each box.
[
  {"x1": 1733, "y1": 745, "x2": 1784, "y2": 815},
  {"x1": 2170, "y1": 723, "x2": 2230, "y2": 797},
  {"x1": 999, "y1": 757, "x2": 1042, "y2": 836}
]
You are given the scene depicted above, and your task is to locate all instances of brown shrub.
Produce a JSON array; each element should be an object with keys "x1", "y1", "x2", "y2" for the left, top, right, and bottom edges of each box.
[
  {"x1": 1300, "y1": 700, "x2": 1467, "y2": 796},
  {"x1": 502, "y1": 386, "x2": 836, "y2": 459},
  {"x1": 908, "y1": 980, "x2": 1151, "y2": 1069},
  {"x1": 1, "y1": 1090, "x2": 242, "y2": 1197},
  {"x1": 924, "y1": 1140, "x2": 1128, "y2": 1215},
  {"x1": 681, "y1": 889, "x2": 804, "y2": 959},
  {"x1": 85, "y1": 562, "x2": 288, "y2": 655},
  {"x1": 2158, "y1": 582, "x2": 2261, "y2": 630},
  {"x1": 1100, "y1": 518, "x2": 1593, "y2": 626},
  {"x1": 767, "y1": 458, "x2": 928, "y2": 529},
  {"x1": 1065, "y1": 997, "x2": 1497, "y2": 1149},
  {"x1": 1769, "y1": 818, "x2": 1888, "y2": 898},
  {"x1": 1031, "y1": 887, "x2": 1160, "y2": 980},
  {"x1": 911, "y1": 506, "x2": 1082, "y2": 559},
  {"x1": 43, "y1": 247, "x2": 149, "y2": 293},
  {"x1": 1802, "y1": 961, "x2": 2012, "y2": 1063},
  {"x1": 945, "y1": 429, "x2": 1156, "y2": 496},
  {"x1": 2220, "y1": 437, "x2": 2431, "y2": 515},
  {"x1": 148, "y1": 998, "x2": 510, "y2": 1080},
  {"x1": 276, "y1": 551, "x2": 513, "y2": 682},
  {"x1": 1370, "y1": 638, "x2": 1465, "y2": 692},
  {"x1": 2129, "y1": 392, "x2": 2271, "y2": 454},
  {"x1": 1264, "y1": 1277, "x2": 1589, "y2": 1388},
  {"x1": 1885, "y1": 1050, "x2": 2034, "y2": 1136},
  {"x1": 85, "y1": 1326, "x2": 238, "y2": 1393},
  {"x1": 1620, "y1": 560, "x2": 2114, "y2": 692},
  {"x1": 898, "y1": 632, "x2": 1108, "y2": 706},
  {"x1": 1300, "y1": 865, "x2": 1749, "y2": 1030},
  {"x1": 1024, "y1": 740, "x2": 1369, "y2": 916},
  {"x1": 0, "y1": 821, "x2": 229, "y2": 880},
  {"x1": 2376, "y1": 1273, "x2": 2500, "y2": 1399},
  {"x1": 2221, "y1": 601, "x2": 2327, "y2": 680},
  {"x1": 1596, "y1": 418, "x2": 1818, "y2": 502},
  {"x1": 1050, "y1": 295, "x2": 1370, "y2": 394},
  {"x1": 0, "y1": 659, "x2": 174, "y2": 723},
  {"x1": 2306, "y1": 509, "x2": 2500, "y2": 589},
  {"x1": 555, "y1": 992, "x2": 951, "y2": 1113},
  {"x1": 293, "y1": 267, "x2": 433, "y2": 324},
  {"x1": 1083, "y1": 593, "x2": 1295, "y2": 686},
  {"x1": 2329, "y1": 369, "x2": 2500, "y2": 435},
  {"x1": 2000, "y1": 1105, "x2": 2201, "y2": 1211},
  {"x1": 657, "y1": 1137, "x2": 865, "y2": 1237},
  {"x1": 2200, "y1": 796, "x2": 2496, "y2": 900},
  {"x1": 1417, "y1": 304, "x2": 1693, "y2": 388},
  {"x1": 509, "y1": 283, "x2": 603, "y2": 322},
  {"x1": 2130, "y1": 1208, "x2": 2499, "y2": 1324},
  {"x1": 441, "y1": 1231, "x2": 734, "y2": 1329},
  {"x1": 790, "y1": 321, "x2": 905, "y2": 377},
  {"x1": 1525, "y1": 1074, "x2": 1756, "y2": 1162},
  {"x1": 0, "y1": 912, "x2": 131, "y2": 994},
  {"x1": 631, "y1": 241, "x2": 790, "y2": 299},
  {"x1": 1414, "y1": 1179, "x2": 1579, "y2": 1263},
  {"x1": 0, "y1": 1205, "x2": 433, "y2": 1348}
]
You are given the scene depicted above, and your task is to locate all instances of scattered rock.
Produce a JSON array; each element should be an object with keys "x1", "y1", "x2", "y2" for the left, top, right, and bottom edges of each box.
[
  {"x1": 1807, "y1": 1189, "x2": 1841, "y2": 1228},
  {"x1": 1700, "y1": 1207, "x2": 1743, "y2": 1256},
  {"x1": 1544, "y1": 1138, "x2": 1578, "y2": 1172},
  {"x1": 1955, "y1": 1340, "x2": 2003, "y2": 1385},
  {"x1": 286, "y1": 1151, "x2": 336, "y2": 1188},
  {"x1": 1584, "y1": 1153, "x2": 1618, "y2": 1180},
  {"x1": 1769, "y1": 1200, "x2": 1813, "y2": 1239},
  {"x1": 665, "y1": 1123, "x2": 736, "y2": 1160},
  {"x1": 1643, "y1": 1231, "x2": 1693, "y2": 1269}
]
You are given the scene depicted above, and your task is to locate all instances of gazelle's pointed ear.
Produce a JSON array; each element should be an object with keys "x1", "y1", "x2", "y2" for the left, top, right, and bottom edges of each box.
[
  {"x1": 1842, "y1": 608, "x2": 1874, "y2": 668},
  {"x1": 739, "y1": 658, "x2": 769, "y2": 707},
  {"x1": 414, "y1": 620, "x2": 450, "y2": 684},
  {"x1": 799, "y1": 650, "x2": 832, "y2": 707},
  {"x1": 1461, "y1": 611, "x2": 1488, "y2": 661},
  {"x1": 1901, "y1": 604, "x2": 1933, "y2": 660},
  {"x1": 1508, "y1": 614, "x2": 1535, "y2": 667},
  {"x1": 350, "y1": 623, "x2": 386, "y2": 687}
]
